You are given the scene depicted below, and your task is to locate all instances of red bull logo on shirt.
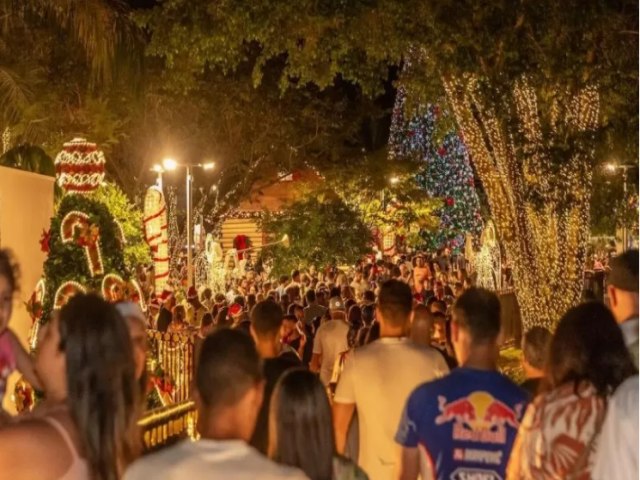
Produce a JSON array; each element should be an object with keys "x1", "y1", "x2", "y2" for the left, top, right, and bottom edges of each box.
[{"x1": 435, "y1": 391, "x2": 523, "y2": 445}]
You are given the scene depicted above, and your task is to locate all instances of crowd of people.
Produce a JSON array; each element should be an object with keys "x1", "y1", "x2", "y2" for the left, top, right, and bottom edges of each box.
[{"x1": 0, "y1": 247, "x2": 636, "y2": 480}]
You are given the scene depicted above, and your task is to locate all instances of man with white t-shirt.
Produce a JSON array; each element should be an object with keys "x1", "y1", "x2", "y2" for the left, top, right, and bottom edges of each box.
[
  {"x1": 125, "y1": 329, "x2": 307, "y2": 480},
  {"x1": 333, "y1": 279, "x2": 449, "y2": 480},
  {"x1": 311, "y1": 296, "x2": 350, "y2": 387}
]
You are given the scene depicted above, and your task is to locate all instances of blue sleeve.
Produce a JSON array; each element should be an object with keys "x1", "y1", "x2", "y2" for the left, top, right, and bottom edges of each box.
[{"x1": 395, "y1": 390, "x2": 421, "y2": 447}]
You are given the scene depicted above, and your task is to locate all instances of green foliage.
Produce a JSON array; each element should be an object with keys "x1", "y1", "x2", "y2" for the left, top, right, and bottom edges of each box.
[
  {"x1": 259, "y1": 197, "x2": 372, "y2": 276},
  {"x1": 90, "y1": 182, "x2": 151, "y2": 270},
  {"x1": 0, "y1": 144, "x2": 54, "y2": 175},
  {"x1": 41, "y1": 194, "x2": 131, "y2": 322}
]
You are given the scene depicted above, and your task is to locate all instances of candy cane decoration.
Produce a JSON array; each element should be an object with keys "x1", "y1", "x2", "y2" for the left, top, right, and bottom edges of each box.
[
  {"x1": 54, "y1": 281, "x2": 87, "y2": 310},
  {"x1": 102, "y1": 273, "x2": 147, "y2": 312},
  {"x1": 27, "y1": 278, "x2": 46, "y2": 350},
  {"x1": 143, "y1": 187, "x2": 169, "y2": 295},
  {"x1": 60, "y1": 211, "x2": 104, "y2": 277}
]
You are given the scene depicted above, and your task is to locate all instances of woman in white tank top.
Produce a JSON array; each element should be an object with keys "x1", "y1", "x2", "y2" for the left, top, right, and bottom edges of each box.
[{"x1": 0, "y1": 294, "x2": 141, "y2": 480}]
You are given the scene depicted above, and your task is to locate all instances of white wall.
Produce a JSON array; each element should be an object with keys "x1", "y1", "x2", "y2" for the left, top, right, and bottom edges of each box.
[{"x1": 0, "y1": 166, "x2": 54, "y2": 411}]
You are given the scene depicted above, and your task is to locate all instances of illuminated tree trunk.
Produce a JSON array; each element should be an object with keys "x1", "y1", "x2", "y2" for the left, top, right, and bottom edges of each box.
[{"x1": 443, "y1": 75, "x2": 599, "y2": 329}]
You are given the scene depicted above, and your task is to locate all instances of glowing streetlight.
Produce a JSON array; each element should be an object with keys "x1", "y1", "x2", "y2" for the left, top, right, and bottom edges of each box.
[
  {"x1": 162, "y1": 158, "x2": 178, "y2": 171},
  {"x1": 605, "y1": 162, "x2": 617, "y2": 173},
  {"x1": 157, "y1": 157, "x2": 216, "y2": 287}
]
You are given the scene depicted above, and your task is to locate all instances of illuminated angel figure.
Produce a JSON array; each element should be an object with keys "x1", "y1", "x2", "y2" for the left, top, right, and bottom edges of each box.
[
  {"x1": 474, "y1": 221, "x2": 502, "y2": 291},
  {"x1": 205, "y1": 234, "x2": 225, "y2": 294}
]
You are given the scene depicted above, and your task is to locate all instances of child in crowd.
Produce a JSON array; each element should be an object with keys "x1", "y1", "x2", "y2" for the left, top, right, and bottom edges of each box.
[{"x1": 0, "y1": 250, "x2": 42, "y2": 421}]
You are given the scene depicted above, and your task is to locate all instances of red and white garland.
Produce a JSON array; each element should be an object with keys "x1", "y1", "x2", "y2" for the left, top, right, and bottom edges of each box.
[
  {"x1": 143, "y1": 186, "x2": 169, "y2": 295},
  {"x1": 54, "y1": 138, "x2": 105, "y2": 194}
]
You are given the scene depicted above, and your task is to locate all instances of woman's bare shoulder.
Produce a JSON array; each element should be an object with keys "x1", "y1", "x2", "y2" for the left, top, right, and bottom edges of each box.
[{"x1": 0, "y1": 416, "x2": 74, "y2": 479}]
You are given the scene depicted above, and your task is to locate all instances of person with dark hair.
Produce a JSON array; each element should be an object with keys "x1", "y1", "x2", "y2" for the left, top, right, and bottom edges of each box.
[
  {"x1": 427, "y1": 280, "x2": 453, "y2": 306},
  {"x1": 364, "y1": 322, "x2": 380, "y2": 345},
  {"x1": 396, "y1": 288, "x2": 527, "y2": 480},
  {"x1": 156, "y1": 293, "x2": 175, "y2": 333},
  {"x1": 362, "y1": 290, "x2": 376, "y2": 306},
  {"x1": 506, "y1": 302, "x2": 637, "y2": 479},
  {"x1": 201, "y1": 287, "x2": 213, "y2": 310},
  {"x1": 346, "y1": 305, "x2": 363, "y2": 348},
  {"x1": 247, "y1": 293, "x2": 257, "y2": 312},
  {"x1": 214, "y1": 305, "x2": 230, "y2": 327},
  {"x1": 431, "y1": 311, "x2": 457, "y2": 369},
  {"x1": 277, "y1": 275, "x2": 289, "y2": 300},
  {"x1": 198, "y1": 312, "x2": 214, "y2": 338},
  {"x1": 289, "y1": 270, "x2": 301, "y2": 288},
  {"x1": 168, "y1": 304, "x2": 188, "y2": 333},
  {"x1": 356, "y1": 304, "x2": 376, "y2": 347},
  {"x1": 126, "y1": 329, "x2": 307, "y2": 480},
  {"x1": 249, "y1": 301, "x2": 301, "y2": 454},
  {"x1": 607, "y1": 249, "x2": 638, "y2": 366},
  {"x1": 281, "y1": 314, "x2": 306, "y2": 360},
  {"x1": 520, "y1": 326, "x2": 552, "y2": 398},
  {"x1": 269, "y1": 369, "x2": 367, "y2": 480},
  {"x1": 453, "y1": 281, "x2": 464, "y2": 298},
  {"x1": 329, "y1": 286, "x2": 342, "y2": 300},
  {"x1": 0, "y1": 294, "x2": 140, "y2": 480},
  {"x1": 427, "y1": 298, "x2": 447, "y2": 315},
  {"x1": 304, "y1": 289, "x2": 326, "y2": 325},
  {"x1": 334, "y1": 280, "x2": 448, "y2": 480}
]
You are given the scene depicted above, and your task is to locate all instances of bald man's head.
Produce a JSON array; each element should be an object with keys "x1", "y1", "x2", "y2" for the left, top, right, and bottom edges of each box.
[{"x1": 410, "y1": 304, "x2": 434, "y2": 348}]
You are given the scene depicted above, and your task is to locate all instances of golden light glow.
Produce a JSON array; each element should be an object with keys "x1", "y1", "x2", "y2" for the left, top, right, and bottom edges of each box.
[
  {"x1": 162, "y1": 158, "x2": 178, "y2": 171},
  {"x1": 443, "y1": 74, "x2": 599, "y2": 329}
]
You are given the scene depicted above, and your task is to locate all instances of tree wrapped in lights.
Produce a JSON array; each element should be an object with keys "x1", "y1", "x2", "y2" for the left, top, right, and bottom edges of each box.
[
  {"x1": 29, "y1": 139, "x2": 147, "y2": 338},
  {"x1": 438, "y1": 76, "x2": 599, "y2": 328},
  {"x1": 388, "y1": 88, "x2": 483, "y2": 251}
]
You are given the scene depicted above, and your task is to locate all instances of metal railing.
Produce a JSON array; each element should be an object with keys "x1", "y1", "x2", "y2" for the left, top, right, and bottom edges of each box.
[
  {"x1": 147, "y1": 330, "x2": 197, "y2": 403},
  {"x1": 139, "y1": 401, "x2": 198, "y2": 452},
  {"x1": 140, "y1": 329, "x2": 199, "y2": 452}
]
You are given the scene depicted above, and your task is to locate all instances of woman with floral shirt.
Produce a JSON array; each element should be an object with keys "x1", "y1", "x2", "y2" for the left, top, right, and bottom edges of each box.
[{"x1": 507, "y1": 302, "x2": 637, "y2": 480}]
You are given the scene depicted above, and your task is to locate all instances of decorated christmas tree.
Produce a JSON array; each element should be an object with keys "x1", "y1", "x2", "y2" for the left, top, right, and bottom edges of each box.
[
  {"x1": 389, "y1": 88, "x2": 483, "y2": 250},
  {"x1": 28, "y1": 138, "x2": 146, "y2": 342}
]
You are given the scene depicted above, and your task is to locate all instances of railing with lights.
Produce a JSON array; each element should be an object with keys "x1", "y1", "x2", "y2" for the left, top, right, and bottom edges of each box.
[
  {"x1": 139, "y1": 401, "x2": 198, "y2": 452},
  {"x1": 139, "y1": 329, "x2": 199, "y2": 452},
  {"x1": 147, "y1": 329, "x2": 197, "y2": 404}
]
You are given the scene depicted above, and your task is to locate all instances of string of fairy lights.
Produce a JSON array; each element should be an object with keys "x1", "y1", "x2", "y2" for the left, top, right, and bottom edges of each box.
[{"x1": 442, "y1": 74, "x2": 599, "y2": 329}]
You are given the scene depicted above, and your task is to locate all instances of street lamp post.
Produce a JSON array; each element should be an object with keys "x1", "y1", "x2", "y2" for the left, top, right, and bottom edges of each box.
[
  {"x1": 605, "y1": 162, "x2": 635, "y2": 251},
  {"x1": 157, "y1": 158, "x2": 215, "y2": 287}
]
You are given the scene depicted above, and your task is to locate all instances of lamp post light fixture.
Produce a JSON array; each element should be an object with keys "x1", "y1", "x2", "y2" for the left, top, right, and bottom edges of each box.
[
  {"x1": 151, "y1": 164, "x2": 165, "y2": 189},
  {"x1": 160, "y1": 158, "x2": 216, "y2": 287},
  {"x1": 604, "y1": 162, "x2": 635, "y2": 251}
]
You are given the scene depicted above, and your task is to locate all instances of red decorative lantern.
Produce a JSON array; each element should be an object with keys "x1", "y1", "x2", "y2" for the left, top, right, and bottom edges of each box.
[{"x1": 54, "y1": 138, "x2": 106, "y2": 194}]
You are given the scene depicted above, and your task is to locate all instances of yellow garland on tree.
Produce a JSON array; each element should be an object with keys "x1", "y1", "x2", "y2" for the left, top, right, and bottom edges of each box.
[{"x1": 442, "y1": 74, "x2": 599, "y2": 329}]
